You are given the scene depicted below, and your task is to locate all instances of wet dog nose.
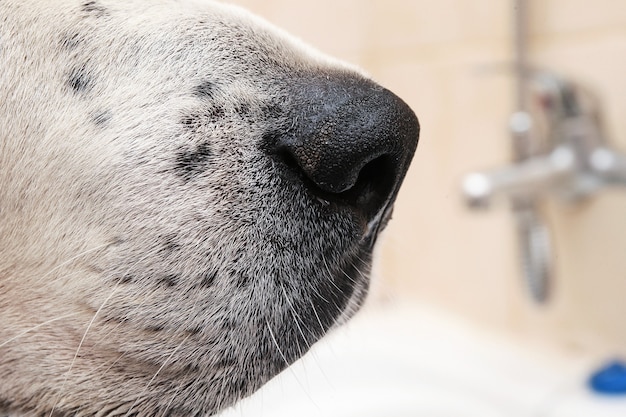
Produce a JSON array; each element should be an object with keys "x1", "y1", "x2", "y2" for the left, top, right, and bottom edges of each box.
[{"x1": 272, "y1": 76, "x2": 419, "y2": 221}]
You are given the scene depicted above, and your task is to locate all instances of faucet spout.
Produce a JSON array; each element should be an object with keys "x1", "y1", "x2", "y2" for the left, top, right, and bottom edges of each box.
[{"x1": 462, "y1": 146, "x2": 577, "y2": 209}]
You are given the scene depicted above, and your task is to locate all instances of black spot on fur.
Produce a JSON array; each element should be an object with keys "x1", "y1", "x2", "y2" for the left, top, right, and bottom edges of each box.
[
  {"x1": 262, "y1": 103, "x2": 284, "y2": 119},
  {"x1": 160, "y1": 235, "x2": 180, "y2": 254},
  {"x1": 60, "y1": 33, "x2": 82, "y2": 50},
  {"x1": 216, "y1": 357, "x2": 237, "y2": 369},
  {"x1": 81, "y1": 1, "x2": 108, "y2": 16},
  {"x1": 175, "y1": 142, "x2": 214, "y2": 181},
  {"x1": 182, "y1": 363, "x2": 201, "y2": 374},
  {"x1": 194, "y1": 80, "x2": 217, "y2": 99},
  {"x1": 92, "y1": 110, "x2": 111, "y2": 126},
  {"x1": 145, "y1": 324, "x2": 164, "y2": 332},
  {"x1": 180, "y1": 113, "x2": 201, "y2": 131},
  {"x1": 260, "y1": 131, "x2": 285, "y2": 156},
  {"x1": 220, "y1": 318, "x2": 238, "y2": 331},
  {"x1": 235, "y1": 102, "x2": 251, "y2": 117},
  {"x1": 185, "y1": 326, "x2": 202, "y2": 335},
  {"x1": 206, "y1": 106, "x2": 225, "y2": 119},
  {"x1": 159, "y1": 275, "x2": 179, "y2": 287},
  {"x1": 119, "y1": 275, "x2": 133, "y2": 284},
  {"x1": 235, "y1": 272, "x2": 250, "y2": 289},
  {"x1": 180, "y1": 107, "x2": 225, "y2": 133},
  {"x1": 261, "y1": 131, "x2": 281, "y2": 144},
  {"x1": 199, "y1": 270, "x2": 217, "y2": 288},
  {"x1": 67, "y1": 65, "x2": 92, "y2": 94},
  {"x1": 103, "y1": 315, "x2": 127, "y2": 325}
]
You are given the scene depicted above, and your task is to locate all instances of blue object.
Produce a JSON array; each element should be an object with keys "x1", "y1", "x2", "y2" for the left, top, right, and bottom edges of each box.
[{"x1": 589, "y1": 360, "x2": 626, "y2": 395}]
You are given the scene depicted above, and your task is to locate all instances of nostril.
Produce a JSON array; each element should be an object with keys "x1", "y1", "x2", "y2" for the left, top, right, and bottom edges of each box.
[
  {"x1": 274, "y1": 146, "x2": 301, "y2": 174},
  {"x1": 274, "y1": 142, "x2": 397, "y2": 218},
  {"x1": 338, "y1": 155, "x2": 396, "y2": 218}
]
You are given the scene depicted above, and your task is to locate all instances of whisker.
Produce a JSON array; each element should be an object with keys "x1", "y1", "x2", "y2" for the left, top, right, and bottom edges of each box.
[
  {"x1": 319, "y1": 257, "x2": 344, "y2": 318},
  {"x1": 283, "y1": 285, "x2": 334, "y2": 397},
  {"x1": 321, "y1": 258, "x2": 342, "y2": 292},
  {"x1": 0, "y1": 313, "x2": 81, "y2": 348},
  {"x1": 158, "y1": 379, "x2": 185, "y2": 417},
  {"x1": 308, "y1": 280, "x2": 331, "y2": 304},
  {"x1": 152, "y1": 284, "x2": 228, "y2": 416},
  {"x1": 307, "y1": 298, "x2": 325, "y2": 337},
  {"x1": 89, "y1": 290, "x2": 154, "y2": 349},
  {"x1": 265, "y1": 320, "x2": 289, "y2": 369},
  {"x1": 353, "y1": 254, "x2": 370, "y2": 278},
  {"x1": 48, "y1": 274, "x2": 126, "y2": 417},
  {"x1": 123, "y1": 333, "x2": 191, "y2": 417},
  {"x1": 92, "y1": 352, "x2": 125, "y2": 378},
  {"x1": 340, "y1": 268, "x2": 357, "y2": 284},
  {"x1": 279, "y1": 284, "x2": 310, "y2": 352},
  {"x1": 116, "y1": 281, "x2": 206, "y2": 415},
  {"x1": 265, "y1": 321, "x2": 321, "y2": 412},
  {"x1": 23, "y1": 241, "x2": 114, "y2": 286}
]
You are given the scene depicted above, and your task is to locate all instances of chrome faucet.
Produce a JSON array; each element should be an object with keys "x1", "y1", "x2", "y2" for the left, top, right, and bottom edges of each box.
[
  {"x1": 463, "y1": 74, "x2": 626, "y2": 208},
  {"x1": 461, "y1": 72, "x2": 626, "y2": 303},
  {"x1": 462, "y1": 0, "x2": 626, "y2": 304}
]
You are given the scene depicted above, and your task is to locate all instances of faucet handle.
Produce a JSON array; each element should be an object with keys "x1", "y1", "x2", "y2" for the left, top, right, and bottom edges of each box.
[{"x1": 591, "y1": 147, "x2": 626, "y2": 185}]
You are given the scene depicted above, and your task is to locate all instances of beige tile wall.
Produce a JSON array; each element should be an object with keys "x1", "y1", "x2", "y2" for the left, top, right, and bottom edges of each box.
[{"x1": 225, "y1": 0, "x2": 626, "y2": 353}]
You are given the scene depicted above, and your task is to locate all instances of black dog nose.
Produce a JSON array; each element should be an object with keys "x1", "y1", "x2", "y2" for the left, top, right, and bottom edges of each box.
[{"x1": 272, "y1": 76, "x2": 419, "y2": 221}]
